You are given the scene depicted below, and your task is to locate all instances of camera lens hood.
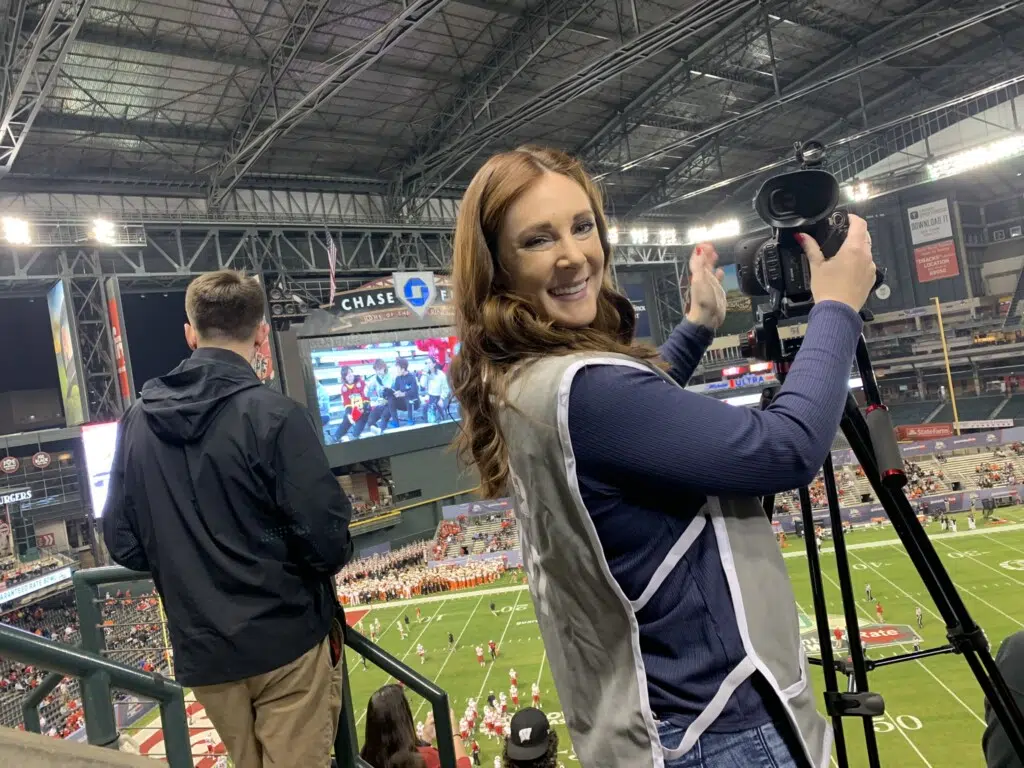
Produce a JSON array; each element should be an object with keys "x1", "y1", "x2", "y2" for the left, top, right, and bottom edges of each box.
[{"x1": 754, "y1": 169, "x2": 840, "y2": 229}]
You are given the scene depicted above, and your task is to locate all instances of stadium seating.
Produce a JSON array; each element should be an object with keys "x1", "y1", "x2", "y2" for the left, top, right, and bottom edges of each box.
[
  {"x1": 998, "y1": 395, "x2": 1024, "y2": 421},
  {"x1": 930, "y1": 395, "x2": 1005, "y2": 423},
  {"x1": 888, "y1": 400, "x2": 941, "y2": 425}
]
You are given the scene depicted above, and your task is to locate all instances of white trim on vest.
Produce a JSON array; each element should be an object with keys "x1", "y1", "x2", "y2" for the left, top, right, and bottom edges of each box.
[
  {"x1": 556, "y1": 358, "x2": 666, "y2": 768},
  {"x1": 663, "y1": 656, "x2": 757, "y2": 760},
  {"x1": 630, "y1": 514, "x2": 706, "y2": 613},
  {"x1": 708, "y1": 499, "x2": 834, "y2": 768}
]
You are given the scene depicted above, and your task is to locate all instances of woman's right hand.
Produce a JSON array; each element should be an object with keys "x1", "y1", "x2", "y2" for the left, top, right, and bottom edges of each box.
[{"x1": 799, "y1": 214, "x2": 877, "y2": 312}]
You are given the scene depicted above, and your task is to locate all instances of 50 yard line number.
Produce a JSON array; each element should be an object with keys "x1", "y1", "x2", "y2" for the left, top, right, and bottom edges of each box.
[{"x1": 874, "y1": 715, "x2": 923, "y2": 734}]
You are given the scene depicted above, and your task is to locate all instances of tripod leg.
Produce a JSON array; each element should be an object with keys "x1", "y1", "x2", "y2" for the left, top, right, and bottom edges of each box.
[
  {"x1": 796, "y1": 484, "x2": 850, "y2": 768},
  {"x1": 841, "y1": 396, "x2": 1024, "y2": 759},
  {"x1": 820, "y1": 453, "x2": 882, "y2": 766}
]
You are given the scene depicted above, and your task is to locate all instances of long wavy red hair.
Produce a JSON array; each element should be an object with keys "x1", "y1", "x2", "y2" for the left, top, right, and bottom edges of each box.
[{"x1": 448, "y1": 146, "x2": 659, "y2": 497}]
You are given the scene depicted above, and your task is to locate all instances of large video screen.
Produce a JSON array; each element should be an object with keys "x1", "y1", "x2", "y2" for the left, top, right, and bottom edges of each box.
[
  {"x1": 81, "y1": 422, "x2": 118, "y2": 517},
  {"x1": 310, "y1": 335, "x2": 460, "y2": 446}
]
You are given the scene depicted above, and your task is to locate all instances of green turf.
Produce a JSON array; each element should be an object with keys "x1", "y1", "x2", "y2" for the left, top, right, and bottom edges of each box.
[{"x1": 346, "y1": 509, "x2": 1024, "y2": 767}]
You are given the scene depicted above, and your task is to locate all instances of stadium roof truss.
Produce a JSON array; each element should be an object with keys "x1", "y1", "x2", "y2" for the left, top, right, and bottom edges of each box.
[{"x1": 0, "y1": 0, "x2": 1019, "y2": 231}]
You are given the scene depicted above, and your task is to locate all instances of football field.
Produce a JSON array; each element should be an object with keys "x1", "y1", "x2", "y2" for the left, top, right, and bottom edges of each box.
[{"x1": 347, "y1": 510, "x2": 1024, "y2": 767}]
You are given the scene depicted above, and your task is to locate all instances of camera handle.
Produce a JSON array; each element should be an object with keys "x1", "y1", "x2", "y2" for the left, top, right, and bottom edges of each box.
[{"x1": 752, "y1": 318, "x2": 1024, "y2": 767}]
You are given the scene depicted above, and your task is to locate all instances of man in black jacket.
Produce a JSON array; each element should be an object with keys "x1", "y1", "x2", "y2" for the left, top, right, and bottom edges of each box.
[{"x1": 102, "y1": 270, "x2": 353, "y2": 768}]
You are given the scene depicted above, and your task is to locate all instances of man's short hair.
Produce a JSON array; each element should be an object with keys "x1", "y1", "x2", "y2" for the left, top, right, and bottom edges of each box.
[{"x1": 185, "y1": 271, "x2": 265, "y2": 342}]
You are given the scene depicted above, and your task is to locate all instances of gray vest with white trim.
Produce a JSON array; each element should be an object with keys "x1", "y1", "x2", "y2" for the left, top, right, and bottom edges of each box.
[{"x1": 500, "y1": 352, "x2": 831, "y2": 768}]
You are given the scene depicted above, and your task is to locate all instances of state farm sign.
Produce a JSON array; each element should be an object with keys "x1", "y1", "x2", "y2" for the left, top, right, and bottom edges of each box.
[{"x1": 895, "y1": 423, "x2": 954, "y2": 441}]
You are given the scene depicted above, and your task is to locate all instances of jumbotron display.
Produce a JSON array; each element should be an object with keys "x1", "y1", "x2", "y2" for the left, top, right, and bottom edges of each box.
[{"x1": 310, "y1": 334, "x2": 460, "y2": 446}]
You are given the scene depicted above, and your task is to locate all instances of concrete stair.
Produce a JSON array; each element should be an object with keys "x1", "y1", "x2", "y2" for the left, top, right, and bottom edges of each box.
[{"x1": 0, "y1": 727, "x2": 154, "y2": 767}]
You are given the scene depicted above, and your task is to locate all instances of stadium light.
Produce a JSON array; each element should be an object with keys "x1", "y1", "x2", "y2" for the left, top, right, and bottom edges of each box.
[
  {"x1": 607, "y1": 226, "x2": 619, "y2": 245},
  {"x1": 687, "y1": 218, "x2": 740, "y2": 244},
  {"x1": 844, "y1": 182, "x2": 871, "y2": 202},
  {"x1": 630, "y1": 227, "x2": 649, "y2": 245},
  {"x1": 927, "y1": 134, "x2": 1024, "y2": 181},
  {"x1": 2, "y1": 217, "x2": 30, "y2": 245},
  {"x1": 658, "y1": 227, "x2": 678, "y2": 246},
  {"x1": 93, "y1": 218, "x2": 116, "y2": 244}
]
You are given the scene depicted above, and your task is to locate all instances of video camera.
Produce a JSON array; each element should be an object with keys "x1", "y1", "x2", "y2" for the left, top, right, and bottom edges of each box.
[{"x1": 735, "y1": 141, "x2": 883, "y2": 319}]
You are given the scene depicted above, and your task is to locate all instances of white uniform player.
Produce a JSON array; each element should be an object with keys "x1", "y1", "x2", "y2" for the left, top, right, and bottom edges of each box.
[
  {"x1": 475, "y1": 645, "x2": 485, "y2": 666},
  {"x1": 510, "y1": 684, "x2": 519, "y2": 707},
  {"x1": 417, "y1": 643, "x2": 426, "y2": 664},
  {"x1": 532, "y1": 682, "x2": 541, "y2": 707},
  {"x1": 509, "y1": 667, "x2": 517, "y2": 686},
  {"x1": 499, "y1": 692, "x2": 508, "y2": 714}
]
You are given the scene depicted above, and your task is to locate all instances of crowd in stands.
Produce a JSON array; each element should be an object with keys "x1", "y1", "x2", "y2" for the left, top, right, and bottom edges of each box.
[
  {"x1": 903, "y1": 459, "x2": 944, "y2": 499},
  {"x1": 0, "y1": 590, "x2": 169, "y2": 740},
  {"x1": 337, "y1": 542, "x2": 430, "y2": 585}
]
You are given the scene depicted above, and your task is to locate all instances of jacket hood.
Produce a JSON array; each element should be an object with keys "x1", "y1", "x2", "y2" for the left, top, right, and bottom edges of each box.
[{"x1": 140, "y1": 348, "x2": 263, "y2": 444}]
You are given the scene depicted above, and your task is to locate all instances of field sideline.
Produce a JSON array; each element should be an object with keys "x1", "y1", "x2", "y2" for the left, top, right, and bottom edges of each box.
[{"x1": 133, "y1": 509, "x2": 1024, "y2": 766}]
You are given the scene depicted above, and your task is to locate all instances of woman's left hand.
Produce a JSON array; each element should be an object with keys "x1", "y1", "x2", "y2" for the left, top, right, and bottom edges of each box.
[{"x1": 685, "y1": 242, "x2": 727, "y2": 330}]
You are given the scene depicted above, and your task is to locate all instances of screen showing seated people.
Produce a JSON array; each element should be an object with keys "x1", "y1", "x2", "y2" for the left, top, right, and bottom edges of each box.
[{"x1": 311, "y1": 335, "x2": 460, "y2": 445}]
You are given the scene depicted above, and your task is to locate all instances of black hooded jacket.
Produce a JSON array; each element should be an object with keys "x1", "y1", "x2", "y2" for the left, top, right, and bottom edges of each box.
[{"x1": 102, "y1": 347, "x2": 353, "y2": 687}]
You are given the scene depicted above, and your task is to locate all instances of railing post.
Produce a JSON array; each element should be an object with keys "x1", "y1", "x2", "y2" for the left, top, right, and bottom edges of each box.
[
  {"x1": 72, "y1": 570, "x2": 118, "y2": 748},
  {"x1": 158, "y1": 683, "x2": 192, "y2": 767},
  {"x1": 21, "y1": 670, "x2": 64, "y2": 733},
  {"x1": 334, "y1": 652, "x2": 360, "y2": 768},
  {"x1": 81, "y1": 668, "x2": 120, "y2": 748}
]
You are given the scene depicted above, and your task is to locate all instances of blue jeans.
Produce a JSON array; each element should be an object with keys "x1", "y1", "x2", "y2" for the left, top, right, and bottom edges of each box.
[{"x1": 657, "y1": 720, "x2": 803, "y2": 768}]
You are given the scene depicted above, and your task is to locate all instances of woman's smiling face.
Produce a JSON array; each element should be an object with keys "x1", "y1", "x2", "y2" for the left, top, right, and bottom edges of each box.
[{"x1": 499, "y1": 171, "x2": 605, "y2": 328}]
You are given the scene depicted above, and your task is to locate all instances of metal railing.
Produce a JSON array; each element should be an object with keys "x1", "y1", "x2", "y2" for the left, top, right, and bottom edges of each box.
[
  {"x1": 0, "y1": 622, "x2": 191, "y2": 765},
  {"x1": 66, "y1": 565, "x2": 461, "y2": 768}
]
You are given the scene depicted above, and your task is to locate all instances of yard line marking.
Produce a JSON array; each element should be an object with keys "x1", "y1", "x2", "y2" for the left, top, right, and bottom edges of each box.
[
  {"x1": 814, "y1": 571, "x2": 936, "y2": 765},
  {"x1": 413, "y1": 596, "x2": 484, "y2": 719},
  {"x1": 935, "y1": 540, "x2": 1024, "y2": 588},
  {"x1": 476, "y1": 590, "x2": 524, "y2": 702},
  {"x1": 356, "y1": 599, "x2": 448, "y2": 726},
  {"x1": 843, "y1": 554, "x2": 987, "y2": 727},
  {"x1": 980, "y1": 532, "x2": 1024, "y2": 557}
]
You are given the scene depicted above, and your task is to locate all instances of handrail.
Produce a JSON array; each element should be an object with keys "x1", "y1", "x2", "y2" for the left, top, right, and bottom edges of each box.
[
  {"x1": 0, "y1": 623, "x2": 191, "y2": 766},
  {"x1": 71, "y1": 565, "x2": 460, "y2": 767},
  {"x1": 350, "y1": 488, "x2": 476, "y2": 532},
  {"x1": 338, "y1": 628, "x2": 457, "y2": 768}
]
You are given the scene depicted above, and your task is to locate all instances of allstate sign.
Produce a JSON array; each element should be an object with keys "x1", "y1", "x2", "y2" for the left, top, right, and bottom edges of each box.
[{"x1": 392, "y1": 272, "x2": 437, "y2": 318}]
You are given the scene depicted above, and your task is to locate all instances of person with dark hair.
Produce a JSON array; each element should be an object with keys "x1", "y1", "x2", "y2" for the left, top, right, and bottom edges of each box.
[
  {"x1": 361, "y1": 684, "x2": 472, "y2": 768},
  {"x1": 103, "y1": 269, "x2": 353, "y2": 768},
  {"x1": 503, "y1": 708, "x2": 558, "y2": 768},
  {"x1": 448, "y1": 146, "x2": 877, "y2": 766},
  {"x1": 392, "y1": 358, "x2": 421, "y2": 424}
]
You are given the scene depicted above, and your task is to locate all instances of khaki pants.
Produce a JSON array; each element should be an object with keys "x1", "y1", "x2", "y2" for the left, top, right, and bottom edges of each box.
[{"x1": 193, "y1": 621, "x2": 344, "y2": 768}]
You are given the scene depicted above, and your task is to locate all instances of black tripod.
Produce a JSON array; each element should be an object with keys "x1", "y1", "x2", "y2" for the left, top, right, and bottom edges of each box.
[{"x1": 744, "y1": 308, "x2": 1024, "y2": 768}]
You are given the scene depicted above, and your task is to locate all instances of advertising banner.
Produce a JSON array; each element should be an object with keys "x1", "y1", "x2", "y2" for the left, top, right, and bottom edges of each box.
[
  {"x1": 441, "y1": 498, "x2": 514, "y2": 520},
  {"x1": 907, "y1": 199, "x2": 953, "y2": 245},
  {"x1": 104, "y1": 277, "x2": 135, "y2": 408},
  {"x1": 913, "y1": 239, "x2": 960, "y2": 283},
  {"x1": 776, "y1": 486, "x2": 1022, "y2": 532},
  {"x1": 81, "y1": 422, "x2": 119, "y2": 517},
  {"x1": 46, "y1": 279, "x2": 89, "y2": 426},
  {"x1": 0, "y1": 566, "x2": 72, "y2": 606},
  {"x1": 298, "y1": 275, "x2": 455, "y2": 337},
  {"x1": 895, "y1": 423, "x2": 954, "y2": 440},
  {"x1": 622, "y1": 281, "x2": 652, "y2": 340}
]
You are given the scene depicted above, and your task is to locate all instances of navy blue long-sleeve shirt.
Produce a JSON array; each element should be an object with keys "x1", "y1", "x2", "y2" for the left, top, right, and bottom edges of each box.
[{"x1": 566, "y1": 300, "x2": 863, "y2": 729}]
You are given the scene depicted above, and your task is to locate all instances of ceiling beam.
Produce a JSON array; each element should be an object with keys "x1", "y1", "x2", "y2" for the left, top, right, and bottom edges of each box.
[
  {"x1": 0, "y1": 0, "x2": 94, "y2": 175},
  {"x1": 391, "y1": 0, "x2": 606, "y2": 212},
  {"x1": 207, "y1": 0, "x2": 448, "y2": 208},
  {"x1": 389, "y1": 0, "x2": 758, "y2": 216},
  {"x1": 626, "y1": 0, "x2": 1018, "y2": 215}
]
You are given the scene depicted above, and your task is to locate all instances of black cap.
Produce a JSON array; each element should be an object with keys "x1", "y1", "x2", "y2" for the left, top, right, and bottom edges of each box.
[{"x1": 506, "y1": 708, "x2": 550, "y2": 761}]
